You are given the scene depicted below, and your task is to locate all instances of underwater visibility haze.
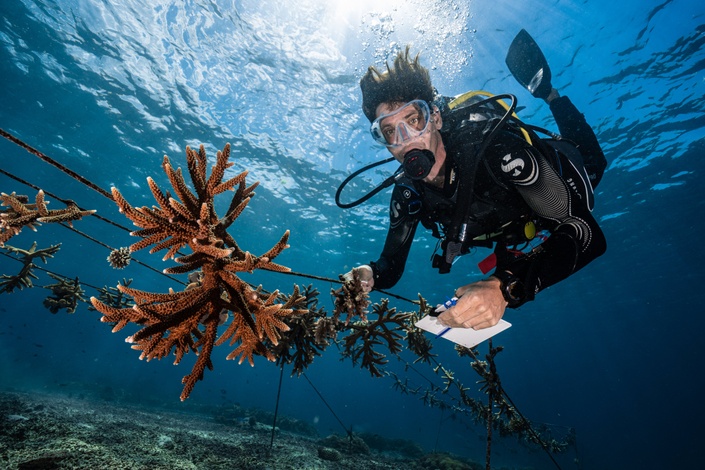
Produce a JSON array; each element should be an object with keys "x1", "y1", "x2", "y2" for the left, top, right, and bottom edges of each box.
[{"x1": 1, "y1": 0, "x2": 705, "y2": 469}]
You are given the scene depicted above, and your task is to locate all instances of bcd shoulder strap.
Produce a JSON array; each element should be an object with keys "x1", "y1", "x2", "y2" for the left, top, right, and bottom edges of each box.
[
  {"x1": 433, "y1": 91, "x2": 531, "y2": 274},
  {"x1": 441, "y1": 90, "x2": 532, "y2": 145}
]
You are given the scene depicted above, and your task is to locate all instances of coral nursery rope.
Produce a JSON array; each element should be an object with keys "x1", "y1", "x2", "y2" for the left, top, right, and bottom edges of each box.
[
  {"x1": 284, "y1": 269, "x2": 417, "y2": 304},
  {"x1": 0, "y1": 167, "x2": 130, "y2": 232},
  {"x1": 0, "y1": 166, "x2": 184, "y2": 285},
  {"x1": 302, "y1": 372, "x2": 353, "y2": 439},
  {"x1": 269, "y1": 364, "x2": 285, "y2": 452},
  {"x1": 436, "y1": 350, "x2": 564, "y2": 470},
  {"x1": 0, "y1": 127, "x2": 418, "y2": 304},
  {"x1": 1, "y1": 128, "x2": 114, "y2": 200},
  {"x1": 0, "y1": 249, "x2": 103, "y2": 292},
  {"x1": 57, "y1": 224, "x2": 186, "y2": 285}
]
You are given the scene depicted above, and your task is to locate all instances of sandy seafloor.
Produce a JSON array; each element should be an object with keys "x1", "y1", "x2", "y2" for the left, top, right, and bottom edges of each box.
[{"x1": 0, "y1": 389, "x2": 501, "y2": 470}]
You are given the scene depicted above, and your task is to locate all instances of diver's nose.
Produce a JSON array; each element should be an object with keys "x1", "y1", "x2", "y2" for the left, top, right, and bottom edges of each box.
[{"x1": 396, "y1": 122, "x2": 412, "y2": 144}]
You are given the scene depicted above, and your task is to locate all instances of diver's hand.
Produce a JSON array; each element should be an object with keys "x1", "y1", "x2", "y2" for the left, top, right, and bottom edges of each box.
[
  {"x1": 437, "y1": 277, "x2": 507, "y2": 330},
  {"x1": 342, "y1": 265, "x2": 374, "y2": 293}
]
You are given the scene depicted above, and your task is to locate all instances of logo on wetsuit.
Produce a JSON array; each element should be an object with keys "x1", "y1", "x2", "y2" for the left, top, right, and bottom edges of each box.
[
  {"x1": 501, "y1": 154, "x2": 525, "y2": 177},
  {"x1": 391, "y1": 201, "x2": 402, "y2": 220}
]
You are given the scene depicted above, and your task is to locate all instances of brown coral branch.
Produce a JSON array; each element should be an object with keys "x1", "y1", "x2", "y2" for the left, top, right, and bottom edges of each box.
[
  {"x1": 1, "y1": 191, "x2": 95, "y2": 245},
  {"x1": 404, "y1": 295, "x2": 437, "y2": 365},
  {"x1": 341, "y1": 298, "x2": 411, "y2": 377},
  {"x1": 186, "y1": 145, "x2": 208, "y2": 202},
  {"x1": 180, "y1": 319, "x2": 218, "y2": 401},
  {"x1": 163, "y1": 159, "x2": 200, "y2": 215},
  {"x1": 0, "y1": 242, "x2": 61, "y2": 294},
  {"x1": 331, "y1": 267, "x2": 370, "y2": 324},
  {"x1": 90, "y1": 142, "x2": 304, "y2": 400}
]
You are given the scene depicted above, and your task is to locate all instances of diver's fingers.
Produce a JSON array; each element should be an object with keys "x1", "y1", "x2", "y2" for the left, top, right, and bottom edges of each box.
[
  {"x1": 466, "y1": 318, "x2": 497, "y2": 330},
  {"x1": 436, "y1": 310, "x2": 463, "y2": 328},
  {"x1": 455, "y1": 284, "x2": 472, "y2": 297}
]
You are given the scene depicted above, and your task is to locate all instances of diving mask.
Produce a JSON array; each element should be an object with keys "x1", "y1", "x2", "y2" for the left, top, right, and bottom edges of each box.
[{"x1": 370, "y1": 100, "x2": 433, "y2": 147}]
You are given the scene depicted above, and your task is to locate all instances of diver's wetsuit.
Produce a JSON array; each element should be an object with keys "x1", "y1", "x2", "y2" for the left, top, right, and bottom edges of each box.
[{"x1": 369, "y1": 96, "x2": 607, "y2": 306}]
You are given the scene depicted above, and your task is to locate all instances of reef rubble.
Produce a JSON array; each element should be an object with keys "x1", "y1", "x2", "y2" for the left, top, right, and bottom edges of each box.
[{"x1": 0, "y1": 390, "x2": 428, "y2": 470}]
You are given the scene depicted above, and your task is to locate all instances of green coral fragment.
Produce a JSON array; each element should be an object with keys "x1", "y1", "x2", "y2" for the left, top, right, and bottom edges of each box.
[
  {"x1": 42, "y1": 272, "x2": 85, "y2": 314},
  {"x1": 87, "y1": 278, "x2": 134, "y2": 311},
  {"x1": 0, "y1": 242, "x2": 61, "y2": 294}
]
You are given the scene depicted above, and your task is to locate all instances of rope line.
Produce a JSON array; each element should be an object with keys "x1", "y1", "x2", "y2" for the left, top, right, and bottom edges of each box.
[
  {"x1": 1, "y1": 127, "x2": 418, "y2": 304},
  {"x1": 1, "y1": 129, "x2": 569, "y2": 467},
  {"x1": 0, "y1": 250, "x2": 104, "y2": 292},
  {"x1": 497, "y1": 378, "x2": 563, "y2": 469},
  {"x1": 1, "y1": 128, "x2": 114, "y2": 200},
  {"x1": 55, "y1": 223, "x2": 186, "y2": 285},
  {"x1": 282, "y1": 268, "x2": 416, "y2": 304},
  {"x1": 269, "y1": 363, "x2": 285, "y2": 452},
  {"x1": 302, "y1": 372, "x2": 352, "y2": 438},
  {"x1": 457, "y1": 349, "x2": 563, "y2": 470},
  {"x1": 0, "y1": 167, "x2": 131, "y2": 233}
]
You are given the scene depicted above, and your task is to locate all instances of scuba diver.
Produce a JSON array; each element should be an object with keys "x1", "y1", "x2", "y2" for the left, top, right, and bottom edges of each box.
[{"x1": 337, "y1": 30, "x2": 607, "y2": 330}]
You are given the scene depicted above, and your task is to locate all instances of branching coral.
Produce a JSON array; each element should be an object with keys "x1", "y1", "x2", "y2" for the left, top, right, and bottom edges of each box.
[
  {"x1": 89, "y1": 143, "x2": 305, "y2": 400},
  {"x1": 404, "y1": 295, "x2": 437, "y2": 364},
  {"x1": 331, "y1": 267, "x2": 370, "y2": 324},
  {"x1": 388, "y1": 371, "x2": 421, "y2": 396},
  {"x1": 407, "y1": 336, "x2": 573, "y2": 453},
  {"x1": 341, "y1": 298, "x2": 411, "y2": 377},
  {"x1": 0, "y1": 191, "x2": 95, "y2": 246},
  {"x1": 88, "y1": 278, "x2": 135, "y2": 311},
  {"x1": 264, "y1": 284, "x2": 331, "y2": 375},
  {"x1": 364, "y1": 294, "x2": 574, "y2": 455},
  {"x1": 0, "y1": 242, "x2": 61, "y2": 294},
  {"x1": 42, "y1": 273, "x2": 85, "y2": 314}
]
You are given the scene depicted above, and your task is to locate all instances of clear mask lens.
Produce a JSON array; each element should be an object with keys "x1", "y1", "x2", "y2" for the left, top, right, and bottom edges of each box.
[{"x1": 370, "y1": 100, "x2": 432, "y2": 147}]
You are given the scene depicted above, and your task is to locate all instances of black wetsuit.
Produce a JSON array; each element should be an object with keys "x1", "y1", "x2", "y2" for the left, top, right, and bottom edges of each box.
[{"x1": 369, "y1": 96, "x2": 607, "y2": 307}]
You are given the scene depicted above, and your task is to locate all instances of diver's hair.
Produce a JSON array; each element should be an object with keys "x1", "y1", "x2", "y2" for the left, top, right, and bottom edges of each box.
[{"x1": 360, "y1": 46, "x2": 435, "y2": 123}]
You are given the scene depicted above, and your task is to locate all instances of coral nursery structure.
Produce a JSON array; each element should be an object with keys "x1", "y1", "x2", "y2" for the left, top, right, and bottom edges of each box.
[
  {"x1": 42, "y1": 272, "x2": 85, "y2": 314},
  {"x1": 0, "y1": 137, "x2": 573, "y2": 459},
  {"x1": 0, "y1": 190, "x2": 95, "y2": 246},
  {"x1": 90, "y1": 143, "x2": 305, "y2": 400},
  {"x1": 0, "y1": 242, "x2": 61, "y2": 293}
]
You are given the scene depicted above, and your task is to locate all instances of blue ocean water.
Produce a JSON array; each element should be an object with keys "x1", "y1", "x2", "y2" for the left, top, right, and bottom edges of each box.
[{"x1": 1, "y1": 0, "x2": 704, "y2": 468}]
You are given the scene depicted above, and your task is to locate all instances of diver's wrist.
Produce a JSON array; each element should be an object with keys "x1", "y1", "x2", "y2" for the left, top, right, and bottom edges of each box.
[
  {"x1": 491, "y1": 271, "x2": 525, "y2": 308},
  {"x1": 544, "y1": 88, "x2": 560, "y2": 104}
]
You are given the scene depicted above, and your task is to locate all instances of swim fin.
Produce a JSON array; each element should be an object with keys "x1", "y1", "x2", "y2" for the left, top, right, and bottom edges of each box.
[{"x1": 505, "y1": 29, "x2": 552, "y2": 100}]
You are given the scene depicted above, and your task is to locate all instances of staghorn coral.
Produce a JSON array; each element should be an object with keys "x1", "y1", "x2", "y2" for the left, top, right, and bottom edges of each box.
[
  {"x1": 42, "y1": 273, "x2": 85, "y2": 314},
  {"x1": 379, "y1": 295, "x2": 574, "y2": 455},
  {"x1": 388, "y1": 371, "x2": 421, "y2": 396},
  {"x1": 341, "y1": 298, "x2": 411, "y2": 377},
  {"x1": 89, "y1": 143, "x2": 305, "y2": 400},
  {"x1": 404, "y1": 295, "x2": 437, "y2": 364},
  {"x1": 265, "y1": 284, "x2": 331, "y2": 376},
  {"x1": 0, "y1": 191, "x2": 95, "y2": 246},
  {"x1": 419, "y1": 339, "x2": 573, "y2": 453},
  {"x1": 0, "y1": 242, "x2": 61, "y2": 294},
  {"x1": 106, "y1": 247, "x2": 131, "y2": 269},
  {"x1": 331, "y1": 267, "x2": 370, "y2": 324},
  {"x1": 87, "y1": 279, "x2": 135, "y2": 311}
]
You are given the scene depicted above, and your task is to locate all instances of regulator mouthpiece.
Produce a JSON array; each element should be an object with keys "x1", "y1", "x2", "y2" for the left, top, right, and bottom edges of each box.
[{"x1": 403, "y1": 149, "x2": 435, "y2": 180}]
